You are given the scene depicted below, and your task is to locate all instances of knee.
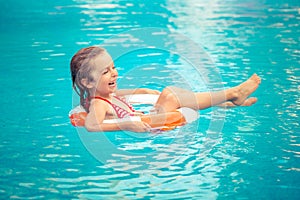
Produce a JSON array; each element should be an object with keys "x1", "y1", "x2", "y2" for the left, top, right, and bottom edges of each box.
[
  {"x1": 161, "y1": 87, "x2": 171, "y2": 95},
  {"x1": 165, "y1": 92, "x2": 180, "y2": 107},
  {"x1": 156, "y1": 93, "x2": 180, "y2": 112},
  {"x1": 161, "y1": 87, "x2": 180, "y2": 104},
  {"x1": 161, "y1": 86, "x2": 177, "y2": 96}
]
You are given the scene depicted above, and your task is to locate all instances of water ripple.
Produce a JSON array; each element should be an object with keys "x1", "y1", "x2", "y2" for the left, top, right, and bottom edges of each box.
[{"x1": 1, "y1": 0, "x2": 300, "y2": 199}]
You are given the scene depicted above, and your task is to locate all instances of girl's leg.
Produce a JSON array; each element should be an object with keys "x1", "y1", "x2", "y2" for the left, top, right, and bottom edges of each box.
[
  {"x1": 154, "y1": 74, "x2": 261, "y2": 113},
  {"x1": 218, "y1": 97, "x2": 257, "y2": 108},
  {"x1": 154, "y1": 86, "x2": 197, "y2": 112}
]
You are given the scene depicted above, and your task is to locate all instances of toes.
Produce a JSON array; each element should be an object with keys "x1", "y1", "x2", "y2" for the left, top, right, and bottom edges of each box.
[{"x1": 243, "y1": 97, "x2": 258, "y2": 106}]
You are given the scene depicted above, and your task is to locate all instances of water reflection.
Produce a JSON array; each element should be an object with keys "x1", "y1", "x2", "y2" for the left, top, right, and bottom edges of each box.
[
  {"x1": 66, "y1": 0, "x2": 300, "y2": 198},
  {"x1": 1, "y1": 0, "x2": 299, "y2": 199}
]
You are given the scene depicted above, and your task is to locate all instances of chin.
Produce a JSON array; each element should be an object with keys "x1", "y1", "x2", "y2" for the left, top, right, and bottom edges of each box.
[{"x1": 111, "y1": 87, "x2": 117, "y2": 93}]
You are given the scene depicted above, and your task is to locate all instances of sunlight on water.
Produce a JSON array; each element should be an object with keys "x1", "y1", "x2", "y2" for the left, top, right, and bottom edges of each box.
[{"x1": 0, "y1": 0, "x2": 299, "y2": 199}]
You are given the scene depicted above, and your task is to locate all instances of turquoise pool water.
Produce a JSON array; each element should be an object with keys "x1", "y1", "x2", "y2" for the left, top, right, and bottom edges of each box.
[{"x1": 1, "y1": 0, "x2": 299, "y2": 199}]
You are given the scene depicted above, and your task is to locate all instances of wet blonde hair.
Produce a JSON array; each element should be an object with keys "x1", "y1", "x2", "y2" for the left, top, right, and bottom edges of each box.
[{"x1": 70, "y1": 46, "x2": 106, "y2": 110}]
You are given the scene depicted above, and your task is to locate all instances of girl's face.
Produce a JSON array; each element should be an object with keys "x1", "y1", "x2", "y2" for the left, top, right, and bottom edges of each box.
[{"x1": 89, "y1": 52, "x2": 118, "y2": 97}]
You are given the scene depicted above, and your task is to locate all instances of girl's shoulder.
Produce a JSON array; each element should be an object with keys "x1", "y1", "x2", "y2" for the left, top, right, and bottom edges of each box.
[{"x1": 89, "y1": 98, "x2": 110, "y2": 111}]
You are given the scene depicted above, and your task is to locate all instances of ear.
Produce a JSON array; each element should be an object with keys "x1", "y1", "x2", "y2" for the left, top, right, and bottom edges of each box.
[{"x1": 80, "y1": 78, "x2": 95, "y2": 89}]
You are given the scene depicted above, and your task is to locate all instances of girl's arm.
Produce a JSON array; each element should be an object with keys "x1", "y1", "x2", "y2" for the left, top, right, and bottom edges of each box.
[{"x1": 115, "y1": 88, "x2": 160, "y2": 96}]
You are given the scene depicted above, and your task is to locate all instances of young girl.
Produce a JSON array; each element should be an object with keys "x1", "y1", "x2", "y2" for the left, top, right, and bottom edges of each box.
[{"x1": 70, "y1": 46, "x2": 261, "y2": 132}]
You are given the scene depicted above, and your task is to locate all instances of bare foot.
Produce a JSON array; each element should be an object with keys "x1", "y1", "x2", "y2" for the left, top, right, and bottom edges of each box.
[
  {"x1": 231, "y1": 74, "x2": 261, "y2": 105},
  {"x1": 219, "y1": 97, "x2": 257, "y2": 108}
]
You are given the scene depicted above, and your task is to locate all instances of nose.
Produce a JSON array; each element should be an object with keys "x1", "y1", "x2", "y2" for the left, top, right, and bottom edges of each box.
[{"x1": 111, "y1": 68, "x2": 118, "y2": 77}]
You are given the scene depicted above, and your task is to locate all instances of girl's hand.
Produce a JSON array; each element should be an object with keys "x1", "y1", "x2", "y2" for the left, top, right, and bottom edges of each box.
[
  {"x1": 132, "y1": 111, "x2": 145, "y2": 116},
  {"x1": 119, "y1": 121, "x2": 151, "y2": 132}
]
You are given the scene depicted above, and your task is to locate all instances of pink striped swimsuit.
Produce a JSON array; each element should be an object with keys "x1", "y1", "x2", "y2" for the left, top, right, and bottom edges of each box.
[{"x1": 90, "y1": 96, "x2": 136, "y2": 118}]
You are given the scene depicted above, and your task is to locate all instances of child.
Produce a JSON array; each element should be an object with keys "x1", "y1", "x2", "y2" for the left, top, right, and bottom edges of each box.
[{"x1": 70, "y1": 46, "x2": 261, "y2": 132}]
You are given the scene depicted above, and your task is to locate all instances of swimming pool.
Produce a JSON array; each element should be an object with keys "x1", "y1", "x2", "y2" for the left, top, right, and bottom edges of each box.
[{"x1": 0, "y1": 0, "x2": 299, "y2": 199}]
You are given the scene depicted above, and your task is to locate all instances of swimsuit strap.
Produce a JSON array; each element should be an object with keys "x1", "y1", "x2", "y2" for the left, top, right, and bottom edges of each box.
[
  {"x1": 91, "y1": 96, "x2": 112, "y2": 105},
  {"x1": 90, "y1": 96, "x2": 135, "y2": 118}
]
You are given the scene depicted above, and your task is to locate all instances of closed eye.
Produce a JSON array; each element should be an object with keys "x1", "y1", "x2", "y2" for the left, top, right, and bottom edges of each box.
[{"x1": 102, "y1": 69, "x2": 109, "y2": 74}]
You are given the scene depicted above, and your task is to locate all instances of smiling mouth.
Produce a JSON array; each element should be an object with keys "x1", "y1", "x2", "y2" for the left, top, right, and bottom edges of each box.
[{"x1": 108, "y1": 81, "x2": 116, "y2": 86}]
